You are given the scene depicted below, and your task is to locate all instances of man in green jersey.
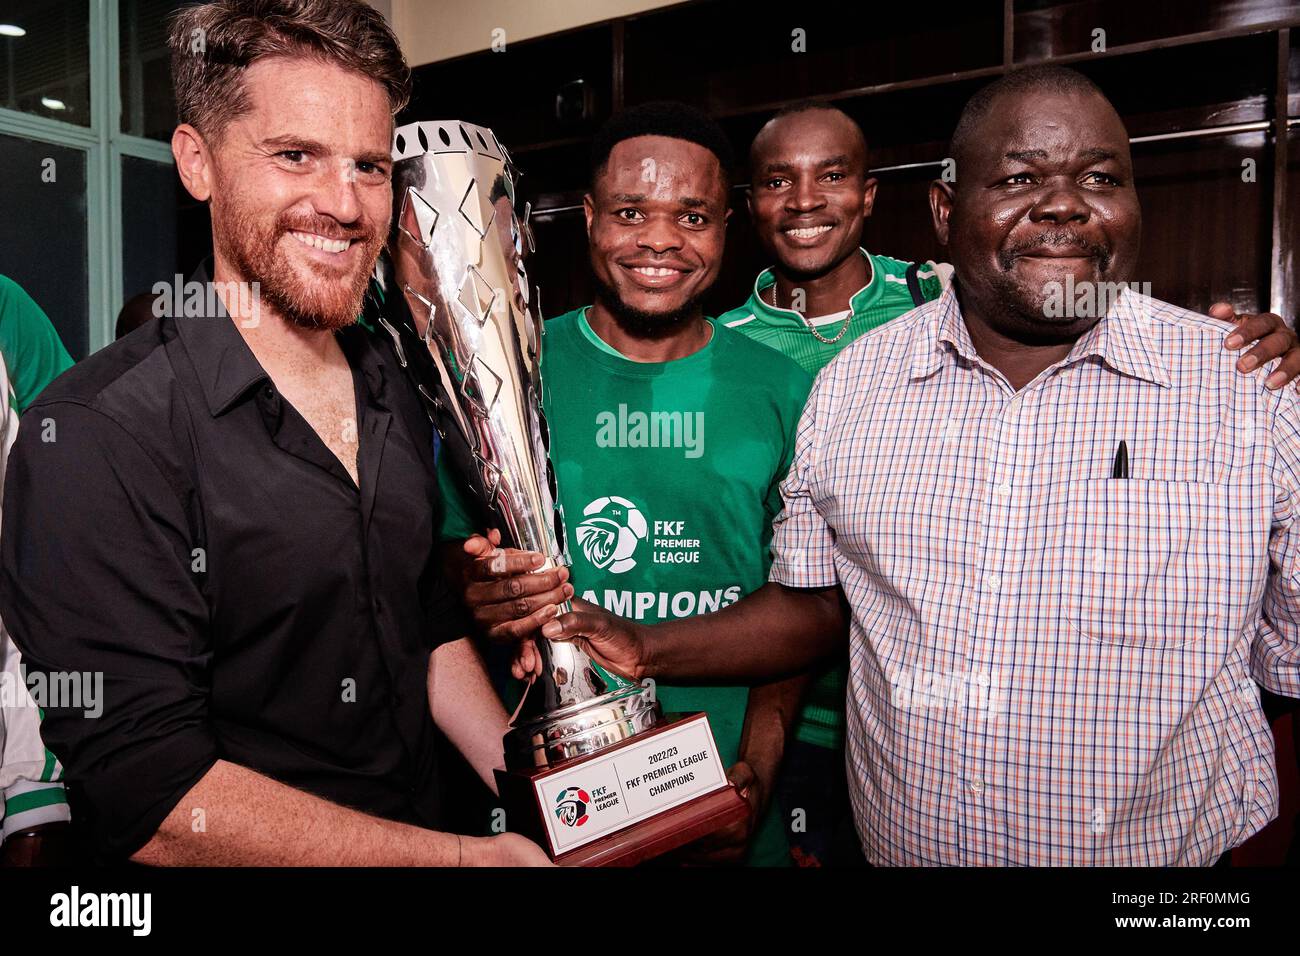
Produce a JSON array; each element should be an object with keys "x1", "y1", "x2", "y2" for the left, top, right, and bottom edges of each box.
[
  {"x1": 718, "y1": 104, "x2": 939, "y2": 865},
  {"x1": 720, "y1": 100, "x2": 1300, "y2": 866},
  {"x1": 436, "y1": 102, "x2": 811, "y2": 866}
]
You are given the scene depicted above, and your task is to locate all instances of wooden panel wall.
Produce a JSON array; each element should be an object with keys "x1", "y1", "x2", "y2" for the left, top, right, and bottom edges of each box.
[{"x1": 405, "y1": 0, "x2": 1300, "y2": 322}]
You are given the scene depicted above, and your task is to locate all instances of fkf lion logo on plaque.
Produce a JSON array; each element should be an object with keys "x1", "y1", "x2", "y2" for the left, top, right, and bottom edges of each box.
[{"x1": 554, "y1": 787, "x2": 591, "y2": 828}]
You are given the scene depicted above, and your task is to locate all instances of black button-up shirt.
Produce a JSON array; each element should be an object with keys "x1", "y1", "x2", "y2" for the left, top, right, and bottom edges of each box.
[{"x1": 0, "y1": 275, "x2": 470, "y2": 860}]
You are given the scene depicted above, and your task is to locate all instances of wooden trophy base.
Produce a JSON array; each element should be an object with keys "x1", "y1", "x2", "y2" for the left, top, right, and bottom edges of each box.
[{"x1": 495, "y1": 712, "x2": 750, "y2": 866}]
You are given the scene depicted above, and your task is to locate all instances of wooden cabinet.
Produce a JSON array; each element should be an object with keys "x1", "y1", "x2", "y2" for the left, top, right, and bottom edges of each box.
[{"x1": 404, "y1": 0, "x2": 1300, "y2": 321}]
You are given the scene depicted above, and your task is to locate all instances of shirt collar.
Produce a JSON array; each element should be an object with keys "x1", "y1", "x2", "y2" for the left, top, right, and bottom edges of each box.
[
  {"x1": 910, "y1": 284, "x2": 977, "y2": 379},
  {"x1": 171, "y1": 260, "x2": 270, "y2": 416},
  {"x1": 175, "y1": 261, "x2": 389, "y2": 417},
  {"x1": 750, "y1": 247, "x2": 879, "y2": 321},
  {"x1": 910, "y1": 281, "x2": 1171, "y2": 388},
  {"x1": 1062, "y1": 286, "x2": 1171, "y2": 387}
]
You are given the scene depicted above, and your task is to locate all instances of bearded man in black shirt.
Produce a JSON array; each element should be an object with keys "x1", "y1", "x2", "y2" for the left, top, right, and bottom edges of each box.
[{"x1": 0, "y1": 0, "x2": 548, "y2": 866}]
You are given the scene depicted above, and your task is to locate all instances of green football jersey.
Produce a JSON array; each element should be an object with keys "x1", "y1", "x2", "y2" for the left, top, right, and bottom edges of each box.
[
  {"x1": 716, "y1": 249, "x2": 946, "y2": 751},
  {"x1": 717, "y1": 248, "x2": 944, "y2": 375},
  {"x1": 438, "y1": 307, "x2": 812, "y2": 866}
]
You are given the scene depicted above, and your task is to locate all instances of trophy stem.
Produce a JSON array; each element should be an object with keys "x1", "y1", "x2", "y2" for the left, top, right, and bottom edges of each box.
[
  {"x1": 504, "y1": 681, "x2": 660, "y2": 769},
  {"x1": 505, "y1": 598, "x2": 657, "y2": 771},
  {"x1": 509, "y1": 598, "x2": 638, "y2": 722}
]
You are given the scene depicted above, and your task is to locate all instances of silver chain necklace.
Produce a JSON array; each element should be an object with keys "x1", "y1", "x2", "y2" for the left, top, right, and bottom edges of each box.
[{"x1": 765, "y1": 282, "x2": 854, "y2": 345}]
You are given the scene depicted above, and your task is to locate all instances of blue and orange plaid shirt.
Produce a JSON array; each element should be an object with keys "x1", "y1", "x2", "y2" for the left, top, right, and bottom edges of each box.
[{"x1": 771, "y1": 283, "x2": 1300, "y2": 866}]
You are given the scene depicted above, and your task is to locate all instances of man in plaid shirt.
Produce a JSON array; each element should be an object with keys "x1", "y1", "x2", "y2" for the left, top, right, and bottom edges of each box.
[{"x1": 528, "y1": 66, "x2": 1300, "y2": 865}]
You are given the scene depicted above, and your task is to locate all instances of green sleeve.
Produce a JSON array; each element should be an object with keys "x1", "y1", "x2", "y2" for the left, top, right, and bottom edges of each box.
[
  {"x1": 0, "y1": 276, "x2": 74, "y2": 412},
  {"x1": 435, "y1": 450, "x2": 482, "y2": 542},
  {"x1": 761, "y1": 368, "x2": 815, "y2": 573}
]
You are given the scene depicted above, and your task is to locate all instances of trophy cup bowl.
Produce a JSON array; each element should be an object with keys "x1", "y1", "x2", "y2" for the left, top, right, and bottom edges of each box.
[{"x1": 381, "y1": 120, "x2": 748, "y2": 865}]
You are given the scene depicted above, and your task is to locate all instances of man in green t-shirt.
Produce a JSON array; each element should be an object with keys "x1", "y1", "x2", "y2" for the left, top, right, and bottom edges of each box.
[
  {"x1": 719, "y1": 100, "x2": 1300, "y2": 866},
  {"x1": 437, "y1": 102, "x2": 811, "y2": 866}
]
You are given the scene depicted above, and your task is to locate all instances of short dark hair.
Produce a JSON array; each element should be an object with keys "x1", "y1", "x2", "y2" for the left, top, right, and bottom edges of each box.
[
  {"x1": 168, "y1": 0, "x2": 411, "y2": 143},
  {"x1": 771, "y1": 97, "x2": 844, "y2": 121},
  {"x1": 751, "y1": 99, "x2": 868, "y2": 168},
  {"x1": 589, "y1": 101, "x2": 735, "y2": 188},
  {"x1": 949, "y1": 65, "x2": 1107, "y2": 169}
]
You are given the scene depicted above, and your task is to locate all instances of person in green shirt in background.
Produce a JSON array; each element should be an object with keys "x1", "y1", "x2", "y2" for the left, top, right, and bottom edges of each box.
[
  {"x1": 0, "y1": 274, "x2": 74, "y2": 866},
  {"x1": 436, "y1": 102, "x2": 810, "y2": 867},
  {"x1": 720, "y1": 100, "x2": 1300, "y2": 866},
  {"x1": 0, "y1": 276, "x2": 74, "y2": 414},
  {"x1": 719, "y1": 103, "x2": 949, "y2": 368},
  {"x1": 718, "y1": 101, "x2": 950, "y2": 867}
]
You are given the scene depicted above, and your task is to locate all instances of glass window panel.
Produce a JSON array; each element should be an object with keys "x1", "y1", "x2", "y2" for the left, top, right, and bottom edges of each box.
[
  {"x1": 0, "y1": 0, "x2": 91, "y2": 128},
  {"x1": 0, "y1": 133, "x2": 89, "y2": 359},
  {"x1": 119, "y1": 0, "x2": 189, "y2": 140}
]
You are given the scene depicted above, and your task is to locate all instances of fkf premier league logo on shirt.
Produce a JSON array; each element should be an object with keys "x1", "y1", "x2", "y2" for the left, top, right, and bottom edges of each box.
[
  {"x1": 576, "y1": 496, "x2": 648, "y2": 573},
  {"x1": 575, "y1": 495, "x2": 705, "y2": 574},
  {"x1": 575, "y1": 494, "x2": 740, "y2": 620},
  {"x1": 555, "y1": 787, "x2": 590, "y2": 827}
]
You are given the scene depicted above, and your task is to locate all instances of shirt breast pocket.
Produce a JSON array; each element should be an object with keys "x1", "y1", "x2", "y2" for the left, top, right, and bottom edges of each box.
[{"x1": 1060, "y1": 479, "x2": 1230, "y2": 649}]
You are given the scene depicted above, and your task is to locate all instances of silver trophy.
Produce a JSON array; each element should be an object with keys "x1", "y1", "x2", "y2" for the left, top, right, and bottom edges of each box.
[{"x1": 381, "y1": 120, "x2": 660, "y2": 770}]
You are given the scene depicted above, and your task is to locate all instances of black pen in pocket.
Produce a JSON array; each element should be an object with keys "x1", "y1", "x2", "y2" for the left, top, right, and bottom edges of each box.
[{"x1": 1111, "y1": 440, "x2": 1129, "y2": 479}]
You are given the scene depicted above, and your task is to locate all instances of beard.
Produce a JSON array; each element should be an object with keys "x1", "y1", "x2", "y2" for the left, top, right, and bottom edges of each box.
[
  {"x1": 590, "y1": 272, "x2": 710, "y2": 340},
  {"x1": 212, "y1": 193, "x2": 384, "y2": 332}
]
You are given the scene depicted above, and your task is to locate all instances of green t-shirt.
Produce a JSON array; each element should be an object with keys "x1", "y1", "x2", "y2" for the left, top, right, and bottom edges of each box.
[
  {"x1": 0, "y1": 275, "x2": 73, "y2": 414},
  {"x1": 438, "y1": 307, "x2": 812, "y2": 866},
  {"x1": 716, "y1": 249, "x2": 944, "y2": 751}
]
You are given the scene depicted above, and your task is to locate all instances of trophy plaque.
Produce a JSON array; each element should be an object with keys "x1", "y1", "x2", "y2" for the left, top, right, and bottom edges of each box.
[{"x1": 381, "y1": 120, "x2": 748, "y2": 865}]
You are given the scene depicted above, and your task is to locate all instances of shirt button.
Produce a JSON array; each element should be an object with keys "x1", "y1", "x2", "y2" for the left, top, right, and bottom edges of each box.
[
  {"x1": 262, "y1": 384, "x2": 275, "y2": 399},
  {"x1": 984, "y1": 573, "x2": 1001, "y2": 592},
  {"x1": 969, "y1": 779, "x2": 985, "y2": 795},
  {"x1": 994, "y1": 481, "x2": 1011, "y2": 497}
]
